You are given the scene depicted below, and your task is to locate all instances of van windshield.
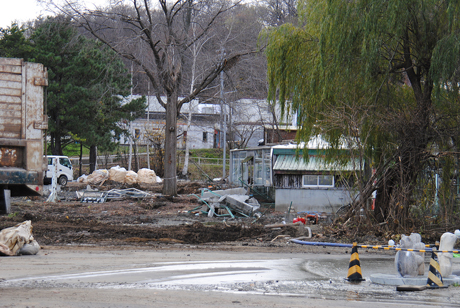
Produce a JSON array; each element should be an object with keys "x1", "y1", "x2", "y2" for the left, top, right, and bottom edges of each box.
[
  {"x1": 59, "y1": 158, "x2": 72, "y2": 169},
  {"x1": 47, "y1": 157, "x2": 72, "y2": 169}
]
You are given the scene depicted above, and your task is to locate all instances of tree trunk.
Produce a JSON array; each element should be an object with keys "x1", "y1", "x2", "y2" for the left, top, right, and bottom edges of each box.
[
  {"x1": 134, "y1": 142, "x2": 139, "y2": 172},
  {"x1": 51, "y1": 132, "x2": 62, "y2": 155},
  {"x1": 373, "y1": 103, "x2": 431, "y2": 225},
  {"x1": 182, "y1": 102, "x2": 193, "y2": 177},
  {"x1": 79, "y1": 142, "x2": 83, "y2": 177},
  {"x1": 373, "y1": 161, "x2": 416, "y2": 227},
  {"x1": 89, "y1": 145, "x2": 97, "y2": 174},
  {"x1": 163, "y1": 93, "x2": 178, "y2": 196}
]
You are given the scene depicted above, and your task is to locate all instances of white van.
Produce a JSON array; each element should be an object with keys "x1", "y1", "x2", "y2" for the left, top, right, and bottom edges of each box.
[{"x1": 44, "y1": 156, "x2": 74, "y2": 186}]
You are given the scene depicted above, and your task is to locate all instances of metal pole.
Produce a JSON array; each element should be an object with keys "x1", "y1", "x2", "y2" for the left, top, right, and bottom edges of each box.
[
  {"x1": 220, "y1": 69, "x2": 226, "y2": 179},
  {"x1": 147, "y1": 82, "x2": 150, "y2": 169},
  {"x1": 128, "y1": 62, "x2": 133, "y2": 171},
  {"x1": 47, "y1": 158, "x2": 58, "y2": 202}
]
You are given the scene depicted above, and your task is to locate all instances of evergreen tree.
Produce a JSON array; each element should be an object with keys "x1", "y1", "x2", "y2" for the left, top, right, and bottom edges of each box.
[
  {"x1": 0, "y1": 18, "x2": 146, "y2": 172},
  {"x1": 0, "y1": 24, "x2": 32, "y2": 58}
]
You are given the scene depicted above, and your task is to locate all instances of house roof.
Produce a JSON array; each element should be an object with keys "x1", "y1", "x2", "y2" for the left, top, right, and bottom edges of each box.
[
  {"x1": 273, "y1": 155, "x2": 359, "y2": 172},
  {"x1": 271, "y1": 135, "x2": 352, "y2": 151}
]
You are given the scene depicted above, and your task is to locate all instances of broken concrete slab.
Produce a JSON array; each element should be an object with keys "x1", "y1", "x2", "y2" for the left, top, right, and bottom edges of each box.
[
  {"x1": 224, "y1": 195, "x2": 260, "y2": 216},
  {"x1": 192, "y1": 189, "x2": 262, "y2": 218}
]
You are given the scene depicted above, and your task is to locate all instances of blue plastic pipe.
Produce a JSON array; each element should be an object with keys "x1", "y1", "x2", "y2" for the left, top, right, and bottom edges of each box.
[{"x1": 290, "y1": 239, "x2": 354, "y2": 248}]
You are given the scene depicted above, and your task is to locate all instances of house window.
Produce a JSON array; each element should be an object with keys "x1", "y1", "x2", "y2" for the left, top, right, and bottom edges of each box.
[
  {"x1": 302, "y1": 174, "x2": 334, "y2": 187},
  {"x1": 203, "y1": 131, "x2": 208, "y2": 142}
]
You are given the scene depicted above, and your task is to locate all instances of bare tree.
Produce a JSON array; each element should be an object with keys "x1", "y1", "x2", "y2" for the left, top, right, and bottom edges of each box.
[
  {"x1": 259, "y1": 0, "x2": 298, "y2": 27},
  {"x1": 47, "y1": 0, "x2": 259, "y2": 195},
  {"x1": 181, "y1": 2, "x2": 214, "y2": 178}
]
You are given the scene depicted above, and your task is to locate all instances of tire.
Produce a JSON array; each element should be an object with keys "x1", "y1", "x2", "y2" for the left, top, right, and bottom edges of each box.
[{"x1": 58, "y1": 175, "x2": 68, "y2": 186}]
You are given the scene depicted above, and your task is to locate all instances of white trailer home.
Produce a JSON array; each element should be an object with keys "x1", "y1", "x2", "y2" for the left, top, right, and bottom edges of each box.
[{"x1": 229, "y1": 137, "x2": 361, "y2": 213}]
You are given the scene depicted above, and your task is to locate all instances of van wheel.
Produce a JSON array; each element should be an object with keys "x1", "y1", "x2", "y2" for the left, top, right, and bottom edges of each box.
[{"x1": 58, "y1": 175, "x2": 68, "y2": 186}]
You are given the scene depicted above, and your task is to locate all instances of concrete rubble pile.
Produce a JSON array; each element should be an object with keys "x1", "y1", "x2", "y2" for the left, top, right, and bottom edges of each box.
[
  {"x1": 196, "y1": 188, "x2": 262, "y2": 218},
  {"x1": 0, "y1": 220, "x2": 40, "y2": 256}
]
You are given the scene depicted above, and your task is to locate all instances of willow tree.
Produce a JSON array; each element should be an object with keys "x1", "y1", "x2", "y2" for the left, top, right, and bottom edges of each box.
[{"x1": 265, "y1": 1, "x2": 460, "y2": 228}]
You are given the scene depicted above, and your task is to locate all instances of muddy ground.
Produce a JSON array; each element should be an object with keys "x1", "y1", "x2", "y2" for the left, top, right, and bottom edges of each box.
[{"x1": 0, "y1": 181, "x2": 447, "y2": 251}]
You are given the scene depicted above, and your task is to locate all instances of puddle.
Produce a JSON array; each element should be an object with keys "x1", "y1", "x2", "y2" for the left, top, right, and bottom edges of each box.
[{"x1": 2, "y1": 256, "x2": 459, "y2": 306}]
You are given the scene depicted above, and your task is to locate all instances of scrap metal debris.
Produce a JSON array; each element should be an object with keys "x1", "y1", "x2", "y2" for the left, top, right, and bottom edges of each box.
[
  {"x1": 105, "y1": 188, "x2": 152, "y2": 200},
  {"x1": 190, "y1": 188, "x2": 262, "y2": 218},
  {"x1": 77, "y1": 187, "x2": 153, "y2": 203}
]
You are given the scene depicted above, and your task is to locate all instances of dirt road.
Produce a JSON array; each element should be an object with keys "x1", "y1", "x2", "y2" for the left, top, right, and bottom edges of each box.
[{"x1": 2, "y1": 246, "x2": 459, "y2": 308}]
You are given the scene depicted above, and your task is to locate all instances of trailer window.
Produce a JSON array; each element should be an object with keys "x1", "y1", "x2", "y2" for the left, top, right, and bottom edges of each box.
[{"x1": 303, "y1": 175, "x2": 334, "y2": 187}]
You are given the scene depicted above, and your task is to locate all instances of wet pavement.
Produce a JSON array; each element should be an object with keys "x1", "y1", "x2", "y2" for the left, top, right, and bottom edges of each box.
[{"x1": 1, "y1": 248, "x2": 459, "y2": 307}]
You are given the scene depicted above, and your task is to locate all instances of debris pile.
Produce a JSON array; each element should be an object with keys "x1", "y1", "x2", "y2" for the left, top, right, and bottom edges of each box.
[
  {"x1": 77, "y1": 187, "x2": 153, "y2": 203},
  {"x1": 0, "y1": 220, "x2": 40, "y2": 256},
  {"x1": 191, "y1": 188, "x2": 262, "y2": 218}
]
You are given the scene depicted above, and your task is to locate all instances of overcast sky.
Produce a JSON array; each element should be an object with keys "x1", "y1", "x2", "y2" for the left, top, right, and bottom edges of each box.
[{"x1": 0, "y1": 0, "x2": 110, "y2": 29}]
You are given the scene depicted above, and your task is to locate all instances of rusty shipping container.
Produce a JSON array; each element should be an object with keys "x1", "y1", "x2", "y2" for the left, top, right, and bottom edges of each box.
[{"x1": 0, "y1": 58, "x2": 48, "y2": 212}]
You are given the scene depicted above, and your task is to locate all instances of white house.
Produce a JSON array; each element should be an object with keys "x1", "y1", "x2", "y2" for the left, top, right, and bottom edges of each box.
[{"x1": 120, "y1": 96, "x2": 298, "y2": 150}]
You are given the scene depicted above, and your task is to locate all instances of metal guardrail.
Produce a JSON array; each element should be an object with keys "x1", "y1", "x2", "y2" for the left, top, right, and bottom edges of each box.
[{"x1": 289, "y1": 239, "x2": 460, "y2": 253}]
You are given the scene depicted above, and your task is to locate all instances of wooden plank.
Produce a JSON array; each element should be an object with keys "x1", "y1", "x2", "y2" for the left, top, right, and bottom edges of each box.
[
  {"x1": 0, "y1": 98, "x2": 22, "y2": 105},
  {"x1": 0, "y1": 58, "x2": 22, "y2": 66},
  {"x1": 0, "y1": 88, "x2": 21, "y2": 97},
  {"x1": 0, "y1": 117, "x2": 22, "y2": 125},
  {"x1": 0, "y1": 64, "x2": 22, "y2": 74},
  {"x1": 0, "y1": 80, "x2": 21, "y2": 90},
  {"x1": 0, "y1": 73, "x2": 22, "y2": 82},
  {"x1": 0, "y1": 108, "x2": 22, "y2": 118},
  {"x1": 0, "y1": 99, "x2": 22, "y2": 111}
]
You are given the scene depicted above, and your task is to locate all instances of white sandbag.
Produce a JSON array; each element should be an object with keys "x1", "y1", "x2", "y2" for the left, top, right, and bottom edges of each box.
[
  {"x1": 0, "y1": 220, "x2": 39, "y2": 256},
  {"x1": 77, "y1": 174, "x2": 88, "y2": 183},
  {"x1": 18, "y1": 240, "x2": 40, "y2": 255},
  {"x1": 87, "y1": 169, "x2": 109, "y2": 185},
  {"x1": 137, "y1": 168, "x2": 157, "y2": 184},
  {"x1": 439, "y1": 232, "x2": 457, "y2": 277},
  {"x1": 395, "y1": 234, "x2": 424, "y2": 277},
  {"x1": 109, "y1": 165, "x2": 127, "y2": 183},
  {"x1": 124, "y1": 170, "x2": 138, "y2": 184},
  {"x1": 156, "y1": 176, "x2": 163, "y2": 183}
]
